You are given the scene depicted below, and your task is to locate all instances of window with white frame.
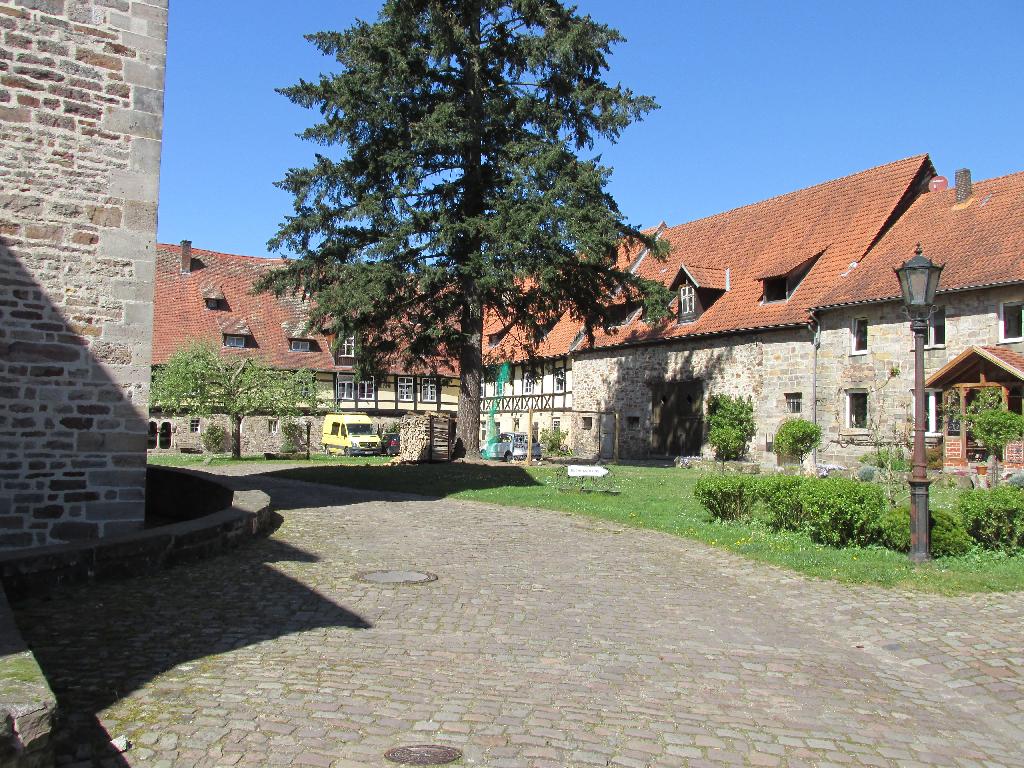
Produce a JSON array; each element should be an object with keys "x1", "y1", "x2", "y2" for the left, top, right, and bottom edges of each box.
[
  {"x1": 851, "y1": 318, "x2": 869, "y2": 354},
  {"x1": 289, "y1": 339, "x2": 312, "y2": 352},
  {"x1": 523, "y1": 371, "x2": 535, "y2": 395},
  {"x1": 268, "y1": 418, "x2": 279, "y2": 435},
  {"x1": 420, "y1": 378, "x2": 437, "y2": 403},
  {"x1": 551, "y1": 417, "x2": 561, "y2": 432},
  {"x1": 189, "y1": 418, "x2": 201, "y2": 433},
  {"x1": 341, "y1": 336, "x2": 356, "y2": 356},
  {"x1": 847, "y1": 390, "x2": 869, "y2": 429},
  {"x1": 927, "y1": 308, "x2": 946, "y2": 347},
  {"x1": 398, "y1": 376, "x2": 414, "y2": 402},
  {"x1": 553, "y1": 368, "x2": 566, "y2": 393},
  {"x1": 224, "y1": 334, "x2": 246, "y2": 348},
  {"x1": 1000, "y1": 302, "x2": 1024, "y2": 342},
  {"x1": 357, "y1": 378, "x2": 375, "y2": 400},
  {"x1": 336, "y1": 375, "x2": 354, "y2": 401},
  {"x1": 678, "y1": 283, "x2": 696, "y2": 320},
  {"x1": 785, "y1": 392, "x2": 802, "y2": 414},
  {"x1": 926, "y1": 389, "x2": 943, "y2": 435}
]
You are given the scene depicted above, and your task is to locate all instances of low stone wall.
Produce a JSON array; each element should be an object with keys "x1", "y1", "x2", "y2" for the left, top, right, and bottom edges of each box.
[
  {"x1": 0, "y1": 589, "x2": 54, "y2": 768},
  {"x1": 0, "y1": 468, "x2": 273, "y2": 603}
]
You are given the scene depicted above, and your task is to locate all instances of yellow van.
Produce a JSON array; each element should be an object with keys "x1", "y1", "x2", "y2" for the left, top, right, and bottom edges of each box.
[{"x1": 322, "y1": 413, "x2": 381, "y2": 456}]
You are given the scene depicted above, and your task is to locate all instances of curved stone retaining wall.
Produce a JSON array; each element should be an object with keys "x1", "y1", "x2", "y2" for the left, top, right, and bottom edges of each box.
[{"x1": 0, "y1": 468, "x2": 272, "y2": 766}]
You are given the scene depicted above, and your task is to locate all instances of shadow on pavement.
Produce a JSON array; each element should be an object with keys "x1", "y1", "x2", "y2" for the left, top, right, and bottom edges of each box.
[
  {"x1": 261, "y1": 460, "x2": 543, "y2": 508},
  {"x1": 13, "y1": 521, "x2": 370, "y2": 765}
]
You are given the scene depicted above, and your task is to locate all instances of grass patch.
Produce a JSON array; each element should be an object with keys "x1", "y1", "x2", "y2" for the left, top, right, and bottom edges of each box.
[{"x1": 273, "y1": 462, "x2": 1024, "y2": 595}]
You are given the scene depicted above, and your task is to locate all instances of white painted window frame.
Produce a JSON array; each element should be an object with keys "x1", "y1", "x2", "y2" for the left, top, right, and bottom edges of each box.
[
  {"x1": 846, "y1": 389, "x2": 869, "y2": 430},
  {"x1": 850, "y1": 318, "x2": 869, "y2": 356},
  {"x1": 224, "y1": 334, "x2": 246, "y2": 348},
  {"x1": 357, "y1": 377, "x2": 375, "y2": 400},
  {"x1": 398, "y1": 376, "x2": 414, "y2": 402},
  {"x1": 998, "y1": 301, "x2": 1024, "y2": 343},
  {"x1": 420, "y1": 377, "x2": 437, "y2": 403},
  {"x1": 336, "y1": 375, "x2": 354, "y2": 401}
]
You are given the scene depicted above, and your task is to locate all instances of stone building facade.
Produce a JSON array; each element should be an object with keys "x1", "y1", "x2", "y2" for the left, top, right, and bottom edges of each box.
[
  {"x1": 0, "y1": 0, "x2": 167, "y2": 547},
  {"x1": 816, "y1": 286, "x2": 1024, "y2": 467}
]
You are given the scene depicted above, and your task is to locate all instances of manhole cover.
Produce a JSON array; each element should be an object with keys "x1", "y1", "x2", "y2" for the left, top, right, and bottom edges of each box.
[
  {"x1": 356, "y1": 570, "x2": 437, "y2": 584},
  {"x1": 384, "y1": 744, "x2": 462, "y2": 765}
]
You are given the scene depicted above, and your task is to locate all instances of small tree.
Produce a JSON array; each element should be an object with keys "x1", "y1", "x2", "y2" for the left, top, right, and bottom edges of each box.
[
  {"x1": 151, "y1": 343, "x2": 319, "y2": 459},
  {"x1": 706, "y1": 395, "x2": 756, "y2": 461},
  {"x1": 200, "y1": 424, "x2": 227, "y2": 454},
  {"x1": 971, "y1": 408, "x2": 1024, "y2": 485},
  {"x1": 773, "y1": 418, "x2": 822, "y2": 469}
]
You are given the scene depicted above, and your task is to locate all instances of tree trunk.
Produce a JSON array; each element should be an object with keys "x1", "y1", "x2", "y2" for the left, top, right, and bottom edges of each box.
[
  {"x1": 456, "y1": 304, "x2": 483, "y2": 456},
  {"x1": 232, "y1": 414, "x2": 242, "y2": 459},
  {"x1": 453, "y1": 2, "x2": 485, "y2": 458}
]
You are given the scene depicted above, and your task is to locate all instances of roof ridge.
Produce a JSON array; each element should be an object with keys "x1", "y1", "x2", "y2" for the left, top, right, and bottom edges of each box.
[
  {"x1": 156, "y1": 242, "x2": 286, "y2": 263},
  {"x1": 657, "y1": 154, "x2": 929, "y2": 236}
]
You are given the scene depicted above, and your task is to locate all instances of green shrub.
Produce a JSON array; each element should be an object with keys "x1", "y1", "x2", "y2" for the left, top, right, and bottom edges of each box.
[
  {"x1": 706, "y1": 395, "x2": 755, "y2": 460},
  {"x1": 694, "y1": 475, "x2": 755, "y2": 521},
  {"x1": 772, "y1": 418, "x2": 822, "y2": 463},
  {"x1": 1006, "y1": 472, "x2": 1024, "y2": 489},
  {"x1": 539, "y1": 427, "x2": 567, "y2": 455},
  {"x1": 956, "y1": 486, "x2": 1024, "y2": 552},
  {"x1": 859, "y1": 448, "x2": 910, "y2": 472},
  {"x1": 706, "y1": 425, "x2": 746, "y2": 462},
  {"x1": 281, "y1": 420, "x2": 304, "y2": 453},
  {"x1": 752, "y1": 475, "x2": 808, "y2": 531},
  {"x1": 877, "y1": 507, "x2": 910, "y2": 552},
  {"x1": 878, "y1": 507, "x2": 973, "y2": 557},
  {"x1": 200, "y1": 424, "x2": 226, "y2": 453},
  {"x1": 926, "y1": 444, "x2": 944, "y2": 470},
  {"x1": 856, "y1": 465, "x2": 877, "y2": 482},
  {"x1": 971, "y1": 408, "x2": 1024, "y2": 460},
  {"x1": 798, "y1": 478, "x2": 887, "y2": 548}
]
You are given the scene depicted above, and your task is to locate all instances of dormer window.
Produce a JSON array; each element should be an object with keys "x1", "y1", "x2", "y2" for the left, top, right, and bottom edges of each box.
[
  {"x1": 762, "y1": 277, "x2": 788, "y2": 303},
  {"x1": 678, "y1": 283, "x2": 697, "y2": 321},
  {"x1": 224, "y1": 334, "x2": 247, "y2": 348},
  {"x1": 672, "y1": 265, "x2": 728, "y2": 324},
  {"x1": 759, "y1": 250, "x2": 823, "y2": 304},
  {"x1": 205, "y1": 297, "x2": 224, "y2": 310},
  {"x1": 290, "y1": 339, "x2": 312, "y2": 352}
]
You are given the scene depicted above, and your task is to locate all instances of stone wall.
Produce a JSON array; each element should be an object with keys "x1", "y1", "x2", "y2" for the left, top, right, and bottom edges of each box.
[
  {"x1": 147, "y1": 413, "x2": 404, "y2": 456},
  {"x1": 571, "y1": 329, "x2": 812, "y2": 464},
  {"x1": 817, "y1": 287, "x2": 1024, "y2": 466},
  {"x1": 0, "y1": 0, "x2": 167, "y2": 547}
]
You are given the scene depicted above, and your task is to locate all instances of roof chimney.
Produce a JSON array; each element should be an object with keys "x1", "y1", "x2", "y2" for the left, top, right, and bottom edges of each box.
[
  {"x1": 180, "y1": 239, "x2": 192, "y2": 273},
  {"x1": 955, "y1": 168, "x2": 972, "y2": 204}
]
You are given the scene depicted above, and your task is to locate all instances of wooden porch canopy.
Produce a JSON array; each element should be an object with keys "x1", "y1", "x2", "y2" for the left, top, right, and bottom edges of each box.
[
  {"x1": 926, "y1": 345, "x2": 1024, "y2": 390},
  {"x1": 926, "y1": 346, "x2": 1024, "y2": 467}
]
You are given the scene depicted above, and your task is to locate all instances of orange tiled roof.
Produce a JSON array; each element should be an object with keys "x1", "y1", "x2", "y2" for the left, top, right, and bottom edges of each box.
[
  {"x1": 153, "y1": 244, "x2": 457, "y2": 376},
  {"x1": 817, "y1": 170, "x2": 1024, "y2": 308},
  {"x1": 484, "y1": 154, "x2": 933, "y2": 362},
  {"x1": 926, "y1": 345, "x2": 1024, "y2": 388}
]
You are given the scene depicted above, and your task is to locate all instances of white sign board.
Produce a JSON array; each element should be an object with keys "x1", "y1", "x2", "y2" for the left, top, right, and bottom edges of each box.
[{"x1": 568, "y1": 465, "x2": 610, "y2": 478}]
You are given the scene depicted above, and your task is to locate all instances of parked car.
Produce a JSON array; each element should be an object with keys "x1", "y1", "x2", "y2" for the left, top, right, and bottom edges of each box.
[
  {"x1": 322, "y1": 413, "x2": 381, "y2": 456},
  {"x1": 480, "y1": 432, "x2": 542, "y2": 462},
  {"x1": 380, "y1": 432, "x2": 400, "y2": 456}
]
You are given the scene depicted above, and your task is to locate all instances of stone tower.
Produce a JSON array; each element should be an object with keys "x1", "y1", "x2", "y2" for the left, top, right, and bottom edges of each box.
[{"x1": 0, "y1": 0, "x2": 167, "y2": 547}]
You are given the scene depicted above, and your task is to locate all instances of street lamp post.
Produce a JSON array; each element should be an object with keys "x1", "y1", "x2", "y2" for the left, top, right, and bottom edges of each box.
[{"x1": 895, "y1": 244, "x2": 944, "y2": 563}]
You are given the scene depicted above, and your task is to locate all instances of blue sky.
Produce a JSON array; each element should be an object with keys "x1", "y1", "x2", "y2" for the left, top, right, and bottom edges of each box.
[{"x1": 158, "y1": 0, "x2": 1024, "y2": 257}]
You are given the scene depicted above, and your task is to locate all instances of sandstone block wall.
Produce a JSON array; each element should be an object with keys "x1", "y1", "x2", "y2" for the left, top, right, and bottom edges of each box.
[
  {"x1": 571, "y1": 328, "x2": 813, "y2": 466},
  {"x1": 817, "y1": 288, "x2": 1024, "y2": 466},
  {"x1": 0, "y1": 0, "x2": 167, "y2": 547}
]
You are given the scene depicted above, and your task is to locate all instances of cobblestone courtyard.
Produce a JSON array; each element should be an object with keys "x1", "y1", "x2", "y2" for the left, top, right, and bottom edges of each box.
[{"x1": 14, "y1": 467, "x2": 1024, "y2": 767}]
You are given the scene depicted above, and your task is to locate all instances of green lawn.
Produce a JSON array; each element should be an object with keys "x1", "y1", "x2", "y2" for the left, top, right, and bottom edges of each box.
[{"x1": 260, "y1": 461, "x2": 1024, "y2": 595}]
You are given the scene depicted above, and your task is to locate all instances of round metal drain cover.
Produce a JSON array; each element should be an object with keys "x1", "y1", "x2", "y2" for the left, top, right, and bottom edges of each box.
[
  {"x1": 384, "y1": 744, "x2": 462, "y2": 765},
  {"x1": 357, "y1": 569, "x2": 437, "y2": 584}
]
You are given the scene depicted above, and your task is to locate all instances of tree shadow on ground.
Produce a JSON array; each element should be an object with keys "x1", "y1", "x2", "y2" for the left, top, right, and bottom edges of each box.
[
  {"x1": 262, "y1": 461, "x2": 543, "y2": 506},
  {"x1": 12, "y1": 523, "x2": 370, "y2": 766}
]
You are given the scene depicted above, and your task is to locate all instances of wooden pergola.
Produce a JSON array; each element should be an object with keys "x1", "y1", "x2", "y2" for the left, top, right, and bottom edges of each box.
[{"x1": 926, "y1": 346, "x2": 1024, "y2": 468}]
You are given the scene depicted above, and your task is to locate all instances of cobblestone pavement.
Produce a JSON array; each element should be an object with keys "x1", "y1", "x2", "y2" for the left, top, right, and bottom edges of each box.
[{"x1": 14, "y1": 466, "x2": 1024, "y2": 767}]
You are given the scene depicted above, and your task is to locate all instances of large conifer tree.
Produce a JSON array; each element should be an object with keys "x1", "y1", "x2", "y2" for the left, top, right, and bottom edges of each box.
[{"x1": 264, "y1": 0, "x2": 669, "y2": 453}]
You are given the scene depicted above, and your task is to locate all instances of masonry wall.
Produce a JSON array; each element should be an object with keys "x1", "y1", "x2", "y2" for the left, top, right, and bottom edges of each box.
[
  {"x1": 0, "y1": 0, "x2": 166, "y2": 547},
  {"x1": 817, "y1": 287, "x2": 1024, "y2": 467},
  {"x1": 571, "y1": 328, "x2": 813, "y2": 464}
]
